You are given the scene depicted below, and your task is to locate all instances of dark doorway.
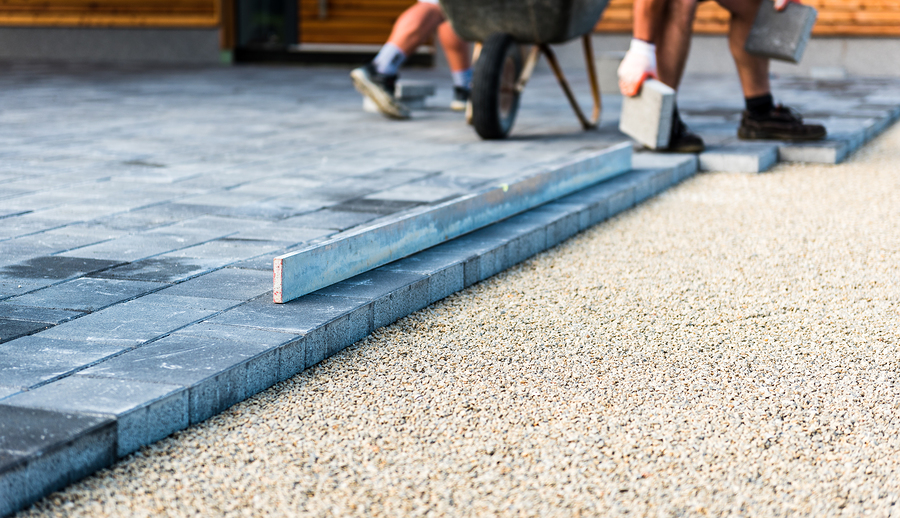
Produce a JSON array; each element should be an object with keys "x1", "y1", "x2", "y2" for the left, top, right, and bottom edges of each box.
[{"x1": 235, "y1": 0, "x2": 298, "y2": 50}]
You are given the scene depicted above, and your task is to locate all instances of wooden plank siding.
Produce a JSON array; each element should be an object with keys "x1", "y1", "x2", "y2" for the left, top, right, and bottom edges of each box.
[
  {"x1": 298, "y1": 0, "x2": 412, "y2": 44},
  {"x1": 0, "y1": 0, "x2": 220, "y2": 28},
  {"x1": 595, "y1": 0, "x2": 900, "y2": 37}
]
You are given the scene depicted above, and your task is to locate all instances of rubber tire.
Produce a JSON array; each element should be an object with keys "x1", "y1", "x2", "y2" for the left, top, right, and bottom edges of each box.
[{"x1": 471, "y1": 33, "x2": 523, "y2": 140}]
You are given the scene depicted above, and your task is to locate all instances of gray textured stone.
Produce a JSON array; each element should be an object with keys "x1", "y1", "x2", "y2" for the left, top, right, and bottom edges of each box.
[
  {"x1": 0, "y1": 319, "x2": 53, "y2": 345},
  {"x1": 619, "y1": 79, "x2": 676, "y2": 150},
  {"x1": 4, "y1": 376, "x2": 188, "y2": 456},
  {"x1": 37, "y1": 299, "x2": 216, "y2": 346},
  {"x1": 3, "y1": 277, "x2": 166, "y2": 312},
  {"x1": 90, "y1": 257, "x2": 222, "y2": 284},
  {"x1": 0, "y1": 304, "x2": 83, "y2": 324},
  {"x1": 79, "y1": 333, "x2": 279, "y2": 425},
  {"x1": 0, "y1": 405, "x2": 116, "y2": 518},
  {"x1": 746, "y1": 0, "x2": 817, "y2": 63},
  {"x1": 699, "y1": 143, "x2": 779, "y2": 173},
  {"x1": 778, "y1": 140, "x2": 849, "y2": 164},
  {"x1": 0, "y1": 335, "x2": 123, "y2": 389}
]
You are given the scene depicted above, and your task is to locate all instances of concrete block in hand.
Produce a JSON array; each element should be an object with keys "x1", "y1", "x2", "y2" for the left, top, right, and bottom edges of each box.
[
  {"x1": 745, "y1": 0, "x2": 817, "y2": 63},
  {"x1": 619, "y1": 79, "x2": 675, "y2": 150}
]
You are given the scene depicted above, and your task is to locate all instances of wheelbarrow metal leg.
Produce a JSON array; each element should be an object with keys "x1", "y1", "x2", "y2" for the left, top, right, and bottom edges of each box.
[
  {"x1": 582, "y1": 34, "x2": 602, "y2": 125},
  {"x1": 516, "y1": 45, "x2": 541, "y2": 93},
  {"x1": 540, "y1": 43, "x2": 597, "y2": 130}
]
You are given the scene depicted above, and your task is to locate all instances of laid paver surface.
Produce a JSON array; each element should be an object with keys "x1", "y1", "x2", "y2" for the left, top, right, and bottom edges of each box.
[
  {"x1": 17, "y1": 109, "x2": 900, "y2": 518},
  {"x1": 1, "y1": 61, "x2": 900, "y2": 515}
]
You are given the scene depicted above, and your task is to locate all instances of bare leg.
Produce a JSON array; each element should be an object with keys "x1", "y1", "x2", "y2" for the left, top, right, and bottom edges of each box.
[
  {"x1": 386, "y1": 2, "x2": 445, "y2": 56},
  {"x1": 715, "y1": 0, "x2": 771, "y2": 97},
  {"x1": 437, "y1": 21, "x2": 470, "y2": 73},
  {"x1": 655, "y1": 0, "x2": 698, "y2": 91}
]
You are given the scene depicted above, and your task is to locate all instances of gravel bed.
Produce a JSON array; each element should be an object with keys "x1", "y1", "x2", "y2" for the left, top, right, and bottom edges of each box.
[{"x1": 20, "y1": 125, "x2": 900, "y2": 517}]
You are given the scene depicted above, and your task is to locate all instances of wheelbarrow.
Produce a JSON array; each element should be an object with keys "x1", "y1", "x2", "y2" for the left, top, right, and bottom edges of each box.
[{"x1": 440, "y1": 0, "x2": 611, "y2": 139}]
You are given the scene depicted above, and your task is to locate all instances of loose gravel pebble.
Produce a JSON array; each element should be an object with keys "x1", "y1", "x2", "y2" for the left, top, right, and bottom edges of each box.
[{"x1": 20, "y1": 125, "x2": 900, "y2": 517}]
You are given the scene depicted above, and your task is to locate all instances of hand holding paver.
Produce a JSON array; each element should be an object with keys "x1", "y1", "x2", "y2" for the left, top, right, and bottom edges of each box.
[
  {"x1": 774, "y1": 0, "x2": 801, "y2": 11},
  {"x1": 617, "y1": 39, "x2": 657, "y2": 97}
]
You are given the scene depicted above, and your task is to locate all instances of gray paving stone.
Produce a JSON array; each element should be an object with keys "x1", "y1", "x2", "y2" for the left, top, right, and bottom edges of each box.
[
  {"x1": 172, "y1": 322, "x2": 305, "y2": 382},
  {"x1": 79, "y1": 333, "x2": 279, "y2": 425},
  {"x1": 0, "y1": 304, "x2": 83, "y2": 324},
  {"x1": 0, "y1": 405, "x2": 115, "y2": 517},
  {"x1": 278, "y1": 209, "x2": 381, "y2": 231},
  {"x1": 206, "y1": 294, "x2": 371, "y2": 368},
  {"x1": 0, "y1": 335, "x2": 124, "y2": 389},
  {"x1": 777, "y1": 140, "x2": 849, "y2": 164},
  {"x1": 0, "y1": 256, "x2": 123, "y2": 282},
  {"x1": 89, "y1": 257, "x2": 222, "y2": 283},
  {"x1": 381, "y1": 251, "x2": 465, "y2": 304},
  {"x1": 37, "y1": 299, "x2": 216, "y2": 346},
  {"x1": 57, "y1": 232, "x2": 217, "y2": 262},
  {"x1": 619, "y1": 79, "x2": 676, "y2": 149},
  {"x1": 2, "y1": 277, "x2": 165, "y2": 312},
  {"x1": 0, "y1": 386, "x2": 19, "y2": 400},
  {"x1": 132, "y1": 293, "x2": 239, "y2": 312},
  {"x1": 0, "y1": 318, "x2": 52, "y2": 344},
  {"x1": 699, "y1": 143, "x2": 779, "y2": 173},
  {"x1": 746, "y1": 0, "x2": 817, "y2": 63},
  {"x1": 4, "y1": 376, "x2": 188, "y2": 456},
  {"x1": 158, "y1": 268, "x2": 272, "y2": 301}
]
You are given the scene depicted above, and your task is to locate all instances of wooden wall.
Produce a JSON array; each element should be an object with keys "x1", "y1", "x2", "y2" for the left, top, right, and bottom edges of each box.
[
  {"x1": 298, "y1": 0, "x2": 409, "y2": 44},
  {"x1": 0, "y1": 0, "x2": 895, "y2": 38},
  {"x1": 596, "y1": 0, "x2": 900, "y2": 37},
  {"x1": 0, "y1": 0, "x2": 220, "y2": 27}
]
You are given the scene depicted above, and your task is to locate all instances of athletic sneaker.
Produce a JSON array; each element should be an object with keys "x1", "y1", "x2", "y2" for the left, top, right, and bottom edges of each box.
[
  {"x1": 738, "y1": 105, "x2": 826, "y2": 141},
  {"x1": 350, "y1": 63, "x2": 410, "y2": 120},
  {"x1": 664, "y1": 113, "x2": 705, "y2": 153},
  {"x1": 450, "y1": 86, "x2": 470, "y2": 112}
]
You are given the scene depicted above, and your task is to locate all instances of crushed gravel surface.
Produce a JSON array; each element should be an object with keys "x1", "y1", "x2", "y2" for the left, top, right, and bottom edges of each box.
[{"x1": 21, "y1": 125, "x2": 900, "y2": 517}]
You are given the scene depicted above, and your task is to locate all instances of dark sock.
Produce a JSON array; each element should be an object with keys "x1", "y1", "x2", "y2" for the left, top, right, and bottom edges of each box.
[{"x1": 746, "y1": 93, "x2": 774, "y2": 118}]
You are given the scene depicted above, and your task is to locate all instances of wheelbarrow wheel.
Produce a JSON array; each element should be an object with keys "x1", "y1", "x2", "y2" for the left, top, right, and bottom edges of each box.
[{"x1": 472, "y1": 33, "x2": 523, "y2": 140}]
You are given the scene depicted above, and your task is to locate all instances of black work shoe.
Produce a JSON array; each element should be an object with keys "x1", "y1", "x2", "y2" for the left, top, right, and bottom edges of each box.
[
  {"x1": 350, "y1": 63, "x2": 409, "y2": 119},
  {"x1": 450, "y1": 86, "x2": 470, "y2": 112},
  {"x1": 664, "y1": 113, "x2": 705, "y2": 153},
  {"x1": 738, "y1": 105, "x2": 826, "y2": 141}
]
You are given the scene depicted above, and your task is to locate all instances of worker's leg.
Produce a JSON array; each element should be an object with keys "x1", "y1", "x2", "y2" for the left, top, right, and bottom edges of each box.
[
  {"x1": 715, "y1": 0, "x2": 825, "y2": 140},
  {"x1": 437, "y1": 20, "x2": 472, "y2": 110},
  {"x1": 350, "y1": 1, "x2": 444, "y2": 119},
  {"x1": 714, "y1": 0, "x2": 770, "y2": 98},
  {"x1": 655, "y1": 0, "x2": 705, "y2": 152},
  {"x1": 385, "y1": 1, "x2": 445, "y2": 57},
  {"x1": 655, "y1": 0, "x2": 698, "y2": 91}
]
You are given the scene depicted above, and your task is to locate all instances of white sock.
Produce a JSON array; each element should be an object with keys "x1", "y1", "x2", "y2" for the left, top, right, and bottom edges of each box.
[
  {"x1": 451, "y1": 68, "x2": 473, "y2": 89},
  {"x1": 373, "y1": 43, "x2": 406, "y2": 76}
]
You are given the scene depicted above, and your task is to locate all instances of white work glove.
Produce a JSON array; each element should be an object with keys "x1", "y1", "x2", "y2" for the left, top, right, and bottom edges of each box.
[
  {"x1": 774, "y1": 0, "x2": 801, "y2": 10},
  {"x1": 618, "y1": 39, "x2": 657, "y2": 97}
]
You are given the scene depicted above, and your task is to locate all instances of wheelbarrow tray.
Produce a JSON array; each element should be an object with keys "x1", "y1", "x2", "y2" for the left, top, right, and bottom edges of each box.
[{"x1": 440, "y1": 0, "x2": 610, "y2": 44}]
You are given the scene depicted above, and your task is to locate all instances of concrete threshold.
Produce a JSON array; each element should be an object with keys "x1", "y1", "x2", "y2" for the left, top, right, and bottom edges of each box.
[{"x1": 0, "y1": 152, "x2": 697, "y2": 518}]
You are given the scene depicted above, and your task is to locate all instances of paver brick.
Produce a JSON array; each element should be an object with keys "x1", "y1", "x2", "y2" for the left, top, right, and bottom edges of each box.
[
  {"x1": 0, "y1": 335, "x2": 123, "y2": 389},
  {"x1": 619, "y1": 79, "x2": 676, "y2": 150},
  {"x1": 746, "y1": 0, "x2": 817, "y2": 63},
  {"x1": 0, "y1": 304, "x2": 83, "y2": 324},
  {"x1": 699, "y1": 143, "x2": 779, "y2": 173},
  {"x1": 0, "y1": 405, "x2": 116, "y2": 517},
  {"x1": 3, "y1": 277, "x2": 165, "y2": 312},
  {"x1": 78, "y1": 333, "x2": 280, "y2": 425},
  {"x1": 3, "y1": 376, "x2": 188, "y2": 456},
  {"x1": 0, "y1": 319, "x2": 52, "y2": 345}
]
